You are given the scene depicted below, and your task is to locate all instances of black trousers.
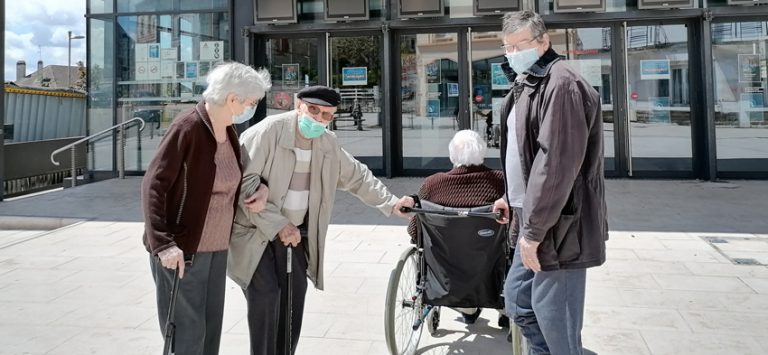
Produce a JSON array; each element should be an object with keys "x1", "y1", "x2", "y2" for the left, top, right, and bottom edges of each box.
[
  {"x1": 244, "y1": 232, "x2": 309, "y2": 355},
  {"x1": 150, "y1": 251, "x2": 227, "y2": 355}
]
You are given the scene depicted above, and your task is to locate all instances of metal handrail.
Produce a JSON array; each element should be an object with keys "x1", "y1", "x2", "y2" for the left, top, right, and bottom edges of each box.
[{"x1": 51, "y1": 117, "x2": 145, "y2": 187}]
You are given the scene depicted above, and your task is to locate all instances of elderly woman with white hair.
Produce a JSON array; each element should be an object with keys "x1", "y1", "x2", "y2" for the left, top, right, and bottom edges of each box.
[
  {"x1": 407, "y1": 129, "x2": 507, "y2": 326},
  {"x1": 142, "y1": 62, "x2": 271, "y2": 355}
]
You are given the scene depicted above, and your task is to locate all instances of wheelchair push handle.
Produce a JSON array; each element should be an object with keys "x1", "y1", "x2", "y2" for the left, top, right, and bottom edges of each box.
[{"x1": 400, "y1": 206, "x2": 503, "y2": 221}]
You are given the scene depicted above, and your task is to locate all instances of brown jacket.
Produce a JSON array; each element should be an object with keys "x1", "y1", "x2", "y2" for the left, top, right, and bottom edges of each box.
[
  {"x1": 142, "y1": 101, "x2": 242, "y2": 256},
  {"x1": 500, "y1": 47, "x2": 608, "y2": 271},
  {"x1": 407, "y1": 165, "x2": 505, "y2": 238}
]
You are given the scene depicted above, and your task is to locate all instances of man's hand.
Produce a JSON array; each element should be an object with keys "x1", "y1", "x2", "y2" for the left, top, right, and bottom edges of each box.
[
  {"x1": 244, "y1": 184, "x2": 269, "y2": 213},
  {"x1": 158, "y1": 246, "x2": 186, "y2": 278},
  {"x1": 493, "y1": 198, "x2": 510, "y2": 224},
  {"x1": 278, "y1": 224, "x2": 301, "y2": 247},
  {"x1": 392, "y1": 196, "x2": 416, "y2": 218},
  {"x1": 518, "y1": 237, "x2": 541, "y2": 272}
]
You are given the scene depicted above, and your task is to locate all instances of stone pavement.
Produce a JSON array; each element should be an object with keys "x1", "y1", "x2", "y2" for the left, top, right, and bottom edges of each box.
[{"x1": 0, "y1": 177, "x2": 767, "y2": 354}]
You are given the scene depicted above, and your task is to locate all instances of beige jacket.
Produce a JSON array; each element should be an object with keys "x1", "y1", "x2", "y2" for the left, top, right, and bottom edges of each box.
[{"x1": 227, "y1": 111, "x2": 398, "y2": 290}]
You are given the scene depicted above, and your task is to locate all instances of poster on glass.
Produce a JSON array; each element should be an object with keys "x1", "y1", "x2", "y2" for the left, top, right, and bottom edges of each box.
[
  {"x1": 491, "y1": 63, "x2": 511, "y2": 90},
  {"x1": 738, "y1": 54, "x2": 761, "y2": 83},
  {"x1": 283, "y1": 64, "x2": 300, "y2": 88}
]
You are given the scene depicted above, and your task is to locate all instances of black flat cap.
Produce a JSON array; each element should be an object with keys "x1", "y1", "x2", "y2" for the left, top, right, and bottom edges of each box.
[{"x1": 297, "y1": 86, "x2": 341, "y2": 107}]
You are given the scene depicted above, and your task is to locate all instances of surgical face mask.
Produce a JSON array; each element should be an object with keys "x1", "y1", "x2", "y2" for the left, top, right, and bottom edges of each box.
[
  {"x1": 298, "y1": 114, "x2": 327, "y2": 139},
  {"x1": 232, "y1": 105, "x2": 256, "y2": 125},
  {"x1": 505, "y1": 48, "x2": 540, "y2": 74}
]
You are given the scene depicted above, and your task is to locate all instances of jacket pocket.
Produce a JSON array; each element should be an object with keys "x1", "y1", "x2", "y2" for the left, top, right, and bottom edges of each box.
[{"x1": 552, "y1": 214, "x2": 580, "y2": 262}]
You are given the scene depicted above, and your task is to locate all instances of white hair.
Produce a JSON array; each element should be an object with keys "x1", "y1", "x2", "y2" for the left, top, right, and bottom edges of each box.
[
  {"x1": 202, "y1": 62, "x2": 272, "y2": 105},
  {"x1": 449, "y1": 130, "x2": 487, "y2": 167}
]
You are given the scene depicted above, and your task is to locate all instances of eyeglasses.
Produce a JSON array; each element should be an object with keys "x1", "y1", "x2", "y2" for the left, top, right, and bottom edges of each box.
[
  {"x1": 500, "y1": 36, "x2": 540, "y2": 53},
  {"x1": 305, "y1": 103, "x2": 336, "y2": 121}
]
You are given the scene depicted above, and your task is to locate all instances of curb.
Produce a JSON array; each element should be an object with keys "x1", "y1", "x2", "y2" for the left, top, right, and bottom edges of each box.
[{"x1": 0, "y1": 216, "x2": 84, "y2": 230}]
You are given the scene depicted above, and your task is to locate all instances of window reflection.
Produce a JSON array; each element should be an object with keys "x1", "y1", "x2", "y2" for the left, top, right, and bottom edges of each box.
[{"x1": 712, "y1": 22, "x2": 768, "y2": 172}]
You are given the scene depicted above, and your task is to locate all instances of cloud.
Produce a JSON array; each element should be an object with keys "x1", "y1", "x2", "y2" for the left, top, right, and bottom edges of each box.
[{"x1": 4, "y1": 0, "x2": 86, "y2": 81}]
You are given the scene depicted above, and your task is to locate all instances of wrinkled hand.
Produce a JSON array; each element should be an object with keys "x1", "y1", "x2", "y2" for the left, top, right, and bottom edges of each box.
[
  {"x1": 244, "y1": 184, "x2": 269, "y2": 213},
  {"x1": 519, "y1": 237, "x2": 541, "y2": 272},
  {"x1": 278, "y1": 224, "x2": 301, "y2": 247},
  {"x1": 392, "y1": 196, "x2": 415, "y2": 218},
  {"x1": 158, "y1": 246, "x2": 186, "y2": 278},
  {"x1": 492, "y1": 198, "x2": 510, "y2": 224}
]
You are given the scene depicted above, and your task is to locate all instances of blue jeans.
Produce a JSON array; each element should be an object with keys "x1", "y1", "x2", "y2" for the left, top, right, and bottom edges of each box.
[{"x1": 504, "y1": 208, "x2": 587, "y2": 355}]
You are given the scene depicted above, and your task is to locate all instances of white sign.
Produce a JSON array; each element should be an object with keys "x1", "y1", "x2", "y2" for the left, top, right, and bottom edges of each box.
[
  {"x1": 135, "y1": 44, "x2": 149, "y2": 62},
  {"x1": 565, "y1": 59, "x2": 602, "y2": 87},
  {"x1": 135, "y1": 62, "x2": 149, "y2": 81},
  {"x1": 147, "y1": 61, "x2": 161, "y2": 80},
  {"x1": 200, "y1": 41, "x2": 224, "y2": 61},
  {"x1": 161, "y1": 48, "x2": 178, "y2": 61},
  {"x1": 161, "y1": 61, "x2": 176, "y2": 78}
]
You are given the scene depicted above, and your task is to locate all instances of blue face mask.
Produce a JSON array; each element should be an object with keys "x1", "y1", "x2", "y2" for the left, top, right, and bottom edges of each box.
[
  {"x1": 505, "y1": 48, "x2": 540, "y2": 74},
  {"x1": 232, "y1": 105, "x2": 256, "y2": 125},
  {"x1": 298, "y1": 114, "x2": 327, "y2": 139}
]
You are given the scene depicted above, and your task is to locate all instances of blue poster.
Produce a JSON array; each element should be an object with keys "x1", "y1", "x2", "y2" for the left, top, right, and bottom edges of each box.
[
  {"x1": 427, "y1": 99, "x2": 440, "y2": 118},
  {"x1": 447, "y1": 83, "x2": 459, "y2": 97},
  {"x1": 491, "y1": 63, "x2": 511, "y2": 90},
  {"x1": 740, "y1": 93, "x2": 765, "y2": 123},
  {"x1": 649, "y1": 96, "x2": 670, "y2": 123},
  {"x1": 342, "y1": 67, "x2": 368, "y2": 86},
  {"x1": 640, "y1": 60, "x2": 670, "y2": 80}
]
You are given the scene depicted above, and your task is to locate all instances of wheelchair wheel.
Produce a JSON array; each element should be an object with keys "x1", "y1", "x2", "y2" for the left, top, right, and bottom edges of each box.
[
  {"x1": 384, "y1": 246, "x2": 423, "y2": 355},
  {"x1": 426, "y1": 306, "x2": 440, "y2": 335}
]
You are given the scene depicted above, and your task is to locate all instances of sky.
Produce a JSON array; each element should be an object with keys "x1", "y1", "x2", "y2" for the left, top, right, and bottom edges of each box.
[{"x1": 4, "y1": 0, "x2": 87, "y2": 82}]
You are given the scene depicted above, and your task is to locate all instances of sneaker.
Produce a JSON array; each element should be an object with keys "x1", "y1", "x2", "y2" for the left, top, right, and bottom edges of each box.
[
  {"x1": 498, "y1": 314, "x2": 510, "y2": 328},
  {"x1": 461, "y1": 308, "x2": 482, "y2": 324}
]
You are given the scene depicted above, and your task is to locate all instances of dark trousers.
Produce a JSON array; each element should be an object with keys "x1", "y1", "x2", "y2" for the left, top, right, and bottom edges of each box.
[
  {"x1": 504, "y1": 208, "x2": 587, "y2": 355},
  {"x1": 150, "y1": 250, "x2": 227, "y2": 355},
  {"x1": 244, "y1": 234, "x2": 309, "y2": 355}
]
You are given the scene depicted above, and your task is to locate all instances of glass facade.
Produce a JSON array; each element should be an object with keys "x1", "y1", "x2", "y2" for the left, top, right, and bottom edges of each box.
[
  {"x1": 116, "y1": 13, "x2": 230, "y2": 171},
  {"x1": 85, "y1": 0, "x2": 768, "y2": 179},
  {"x1": 712, "y1": 21, "x2": 768, "y2": 172}
]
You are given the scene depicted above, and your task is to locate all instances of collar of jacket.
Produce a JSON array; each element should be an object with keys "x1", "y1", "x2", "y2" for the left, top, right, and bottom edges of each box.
[
  {"x1": 501, "y1": 46, "x2": 561, "y2": 82},
  {"x1": 448, "y1": 164, "x2": 492, "y2": 175},
  {"x1": 277, "y1": 110, "x2": 334, "y2": 153},
  {"x1": 194, "y1": 100, "x2": 216, "y2": 137}
]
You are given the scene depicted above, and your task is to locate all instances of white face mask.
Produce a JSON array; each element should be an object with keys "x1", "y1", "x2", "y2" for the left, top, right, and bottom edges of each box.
[
  {"x1": 232, "y1": 105, "x2": 256, "y2": 124},
  {"x1": 505, "y1": 48, "x2": 540, "y2": 74}
]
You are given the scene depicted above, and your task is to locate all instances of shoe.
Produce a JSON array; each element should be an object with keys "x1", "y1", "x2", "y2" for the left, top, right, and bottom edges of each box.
[
  {"x1": 461, "y1": 308, "x2": 482, "y2": 324},
  {"x1": 498, "y1": 314, "x2": 510, "y2": 328}
]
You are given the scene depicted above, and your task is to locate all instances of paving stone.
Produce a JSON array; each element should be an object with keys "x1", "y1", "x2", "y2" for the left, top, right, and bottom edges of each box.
[
  {"x1": 634, "y1": 249, "x2": 724, "y2": 263},
  {"x1": 585, "y1": 306, "x2": 690, "y2": 332},
  {"x1": 683, "y1": 261, "x2": 768, "y2": 278},
  {"x1": 0, "y1": 325, "x2": 81, "y2": 354},
  {"x1": 740, "y1": 277, "x2": 768, "y2": 293},
  {"x1": 45, "y1": 328, "x2": 160, "y2": 355},
  {"x1": 641, "y1": 331, "x2": 765, "y2": 355},
  {"x1": 617, "y1": 289, "x2": 728, "y2": 311},
  {"x1": 295, "y1": 337, "x2": 373, "y2": 355},
  {"x1": 581, "y1": 327, "x2": 651, "y2": 355},
  {"x1": 653, "y1": 274, "x2": 754, "y2": 293},
  {"x1": 680, "y1": 310, "x2": 768, "y2": 336}
]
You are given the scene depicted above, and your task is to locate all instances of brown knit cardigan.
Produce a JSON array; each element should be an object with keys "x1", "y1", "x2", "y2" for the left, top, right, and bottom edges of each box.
[{"x1": 407, "y1": 164, "x2": 505, "y2": 238}]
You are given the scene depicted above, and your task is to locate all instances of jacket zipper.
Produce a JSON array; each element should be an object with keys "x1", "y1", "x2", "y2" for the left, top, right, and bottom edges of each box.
[{"x1": 175, "y1": 162, "x2": 188, "y2": 225}]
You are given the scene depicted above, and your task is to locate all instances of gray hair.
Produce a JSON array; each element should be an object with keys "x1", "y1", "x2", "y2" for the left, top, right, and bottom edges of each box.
[
  {"x1": 449, "y1": 130, "x2": 487, "y2": 167},
  {"x1": 502, "y1": 10, "x2": 547, "y2": 38},
  {"x1": 202, "y1": 62, "x2": 272, "y2": 105}
]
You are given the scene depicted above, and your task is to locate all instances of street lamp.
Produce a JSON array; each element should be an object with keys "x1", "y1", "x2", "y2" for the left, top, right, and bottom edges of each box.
[{"x1": 68, "y1": 30, "x2": 85, "y2": 89}]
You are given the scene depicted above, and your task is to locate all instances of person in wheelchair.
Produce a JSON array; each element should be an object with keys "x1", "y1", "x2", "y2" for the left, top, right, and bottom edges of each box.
[{"x1": 407, "y1": 129, "x2": 508, "y2": 327}]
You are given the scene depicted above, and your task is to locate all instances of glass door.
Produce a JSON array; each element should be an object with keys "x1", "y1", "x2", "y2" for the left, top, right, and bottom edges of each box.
[
  {"x1": 399, "y1": 31, "x2": 463, "y2": 172},
  {"x1": 624, "y1": 23, "x2": 694, "y2": 175},
  {"x1": 329, "y1": 34, "x2": 384, "y2": 171},
  {"x1": 469, "y1": 30, "x2": 507, "y2": 166},
  {"x1": 264, "y1": 36, "x2": 322, "y2": 116}
]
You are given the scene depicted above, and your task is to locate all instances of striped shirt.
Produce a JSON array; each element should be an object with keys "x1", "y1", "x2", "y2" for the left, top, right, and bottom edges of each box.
[{"x1": 282, "y1": 135, "x2": 312, "y2": 226}]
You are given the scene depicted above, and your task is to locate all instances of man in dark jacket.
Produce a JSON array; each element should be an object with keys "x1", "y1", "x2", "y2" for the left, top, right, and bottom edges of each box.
[{"x1": 491, "y1": 10, "x2": 608, "y2": 355}]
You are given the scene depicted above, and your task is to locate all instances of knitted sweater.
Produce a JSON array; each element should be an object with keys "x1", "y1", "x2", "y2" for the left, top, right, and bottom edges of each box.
[{"x1": 407, "y1": 165, "x2": 505, "y2": 238}]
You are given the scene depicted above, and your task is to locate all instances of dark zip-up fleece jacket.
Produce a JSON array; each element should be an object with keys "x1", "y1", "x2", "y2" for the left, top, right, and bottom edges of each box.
[
  {"x1": 500, "y1": 47, "x2": 608, "y2": 271},
  {"x1": 142, "y1": 100, "x2": 242, "y2": 257}
]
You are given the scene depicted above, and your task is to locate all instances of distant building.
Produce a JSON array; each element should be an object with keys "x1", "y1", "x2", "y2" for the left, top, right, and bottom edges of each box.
[{"x1": 14, "y1": 60, "x2": 85, "y2": 90}]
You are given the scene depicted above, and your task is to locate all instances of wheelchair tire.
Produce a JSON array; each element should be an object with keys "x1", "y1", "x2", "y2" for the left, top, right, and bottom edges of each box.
[
  {"x1": 426, "y1": 306, "x2": 440, "y2": 335},
  {"x1": 384, "y1": 246, "x2": 423, "y2": 355}
]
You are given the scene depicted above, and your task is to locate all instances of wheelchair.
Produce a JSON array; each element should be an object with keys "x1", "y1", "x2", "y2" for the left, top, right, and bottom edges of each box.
[{"x1": 384, "y1": 199, "x2": 523, "y2": 355}]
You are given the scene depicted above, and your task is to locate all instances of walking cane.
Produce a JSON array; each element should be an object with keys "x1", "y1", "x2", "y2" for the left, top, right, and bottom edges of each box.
[
  {"x1": 163, "y1": 267, "x2": 181, "y2": 355},
  {"x1": 285, "y1": 246, "x2": 294, "y2": 355}
]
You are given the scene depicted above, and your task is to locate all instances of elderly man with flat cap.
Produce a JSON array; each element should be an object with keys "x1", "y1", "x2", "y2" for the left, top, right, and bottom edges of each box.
[{"x1": 228, "y1": 85, "x2": 414, "y2": 355}]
